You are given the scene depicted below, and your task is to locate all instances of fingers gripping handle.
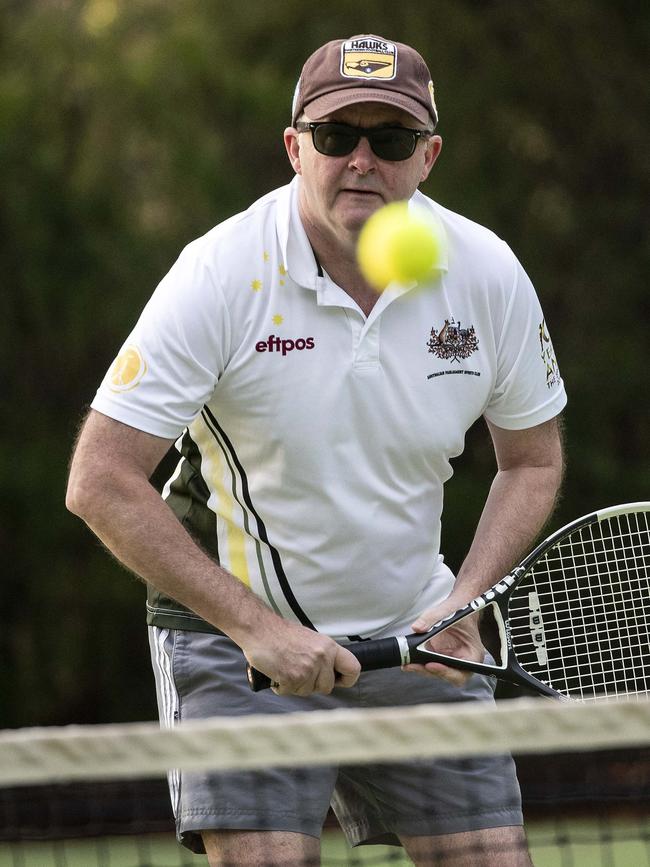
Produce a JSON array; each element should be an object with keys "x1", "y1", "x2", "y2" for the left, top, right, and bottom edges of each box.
[{"x1": 246, "y1": 636, "x2": 408, "y2": 692}]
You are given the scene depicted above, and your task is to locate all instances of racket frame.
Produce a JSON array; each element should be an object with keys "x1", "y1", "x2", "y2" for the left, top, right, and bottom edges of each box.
[{"x1": 364, "y1": 502, "x2": 650, "y2": 699}]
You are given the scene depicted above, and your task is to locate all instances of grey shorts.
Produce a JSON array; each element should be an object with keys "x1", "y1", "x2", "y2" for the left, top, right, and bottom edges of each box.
[{"x1": 149, "y1": 626, "x2": 523, "y2": 854}]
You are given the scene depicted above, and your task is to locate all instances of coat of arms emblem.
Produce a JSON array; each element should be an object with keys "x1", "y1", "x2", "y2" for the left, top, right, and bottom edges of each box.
[{"x1": 427, "y1": 318, "x2": 479, "y2": 363}]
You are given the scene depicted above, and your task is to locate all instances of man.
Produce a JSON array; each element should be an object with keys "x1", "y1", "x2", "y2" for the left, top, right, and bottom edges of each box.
[{"x1": 67, "y1": 34, "x2": 565, "y2": 866}]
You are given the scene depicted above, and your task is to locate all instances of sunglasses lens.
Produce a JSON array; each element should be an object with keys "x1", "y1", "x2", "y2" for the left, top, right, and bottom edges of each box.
[
  {"x1": 369, "y1": 128, "x2": 417, "y2": 161},
  {"x1": 310, "y1": 124, "x2": 419, "y2": 161},
  {"x1": 312, "y1": 124, "x2": 359, "y2": 156}
]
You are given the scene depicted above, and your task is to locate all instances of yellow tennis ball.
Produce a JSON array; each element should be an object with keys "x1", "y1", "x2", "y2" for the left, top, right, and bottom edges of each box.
[{"x1": 357, "y1": 202, "x2": 445, "y2": 291}]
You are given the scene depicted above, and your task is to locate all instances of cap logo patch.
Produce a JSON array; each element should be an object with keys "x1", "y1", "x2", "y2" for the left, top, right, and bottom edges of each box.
[{"x1": 340, "y1": 38, "x2": 397, "y2": 80}]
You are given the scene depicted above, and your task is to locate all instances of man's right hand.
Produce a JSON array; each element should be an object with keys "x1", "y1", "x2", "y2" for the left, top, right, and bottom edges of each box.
[{"x1": 242, "y1": 622, "x2": 360, "y2": 696}]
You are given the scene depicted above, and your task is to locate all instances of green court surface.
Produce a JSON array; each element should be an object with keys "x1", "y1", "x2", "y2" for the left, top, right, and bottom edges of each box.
[{"x1": 1, "y1": 819, "x2": 649, "y2": 866}]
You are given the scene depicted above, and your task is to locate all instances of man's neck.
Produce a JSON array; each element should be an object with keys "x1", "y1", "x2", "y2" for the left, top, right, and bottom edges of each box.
[{"x1": 299, "y1": 204, "x2": 379, "y2": 316}]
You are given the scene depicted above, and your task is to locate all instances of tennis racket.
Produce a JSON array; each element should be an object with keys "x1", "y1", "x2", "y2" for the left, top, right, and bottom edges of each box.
[{"x1": 248, "y1": 503, "x2": 650, "y2": 701}]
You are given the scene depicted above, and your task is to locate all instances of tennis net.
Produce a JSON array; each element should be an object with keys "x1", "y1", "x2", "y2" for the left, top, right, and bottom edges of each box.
[{"x1": 1, "y1": 695, "x2": 649, "y2": 865}]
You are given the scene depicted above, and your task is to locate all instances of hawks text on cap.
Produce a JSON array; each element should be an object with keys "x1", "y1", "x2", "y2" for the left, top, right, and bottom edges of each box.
[{"x1": 341, "y1": 38, "x2": 397, "y2": 80}]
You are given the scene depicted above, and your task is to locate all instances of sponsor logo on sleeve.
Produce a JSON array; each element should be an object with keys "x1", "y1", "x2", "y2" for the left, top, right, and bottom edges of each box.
[{"x1": 539, "y1": 319, "x2": 561, "y2": 388}]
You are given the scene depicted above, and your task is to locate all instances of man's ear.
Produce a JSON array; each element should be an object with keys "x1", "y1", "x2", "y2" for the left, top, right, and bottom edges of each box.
[
  {"x1": 284, "y1": 128, "x2": 302, "y2": 175},
  {"x1": 420, "y1": 135, "x2": 442, "y2": 183}
]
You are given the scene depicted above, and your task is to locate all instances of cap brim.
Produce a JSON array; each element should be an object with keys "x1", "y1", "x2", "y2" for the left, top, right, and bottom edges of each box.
[{"x1": 299, "y1": 88, "x2": 432, "y2": 126}]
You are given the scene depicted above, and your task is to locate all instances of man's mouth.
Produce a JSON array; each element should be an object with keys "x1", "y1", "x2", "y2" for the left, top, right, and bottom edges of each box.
[{"x1": 340, "y1": 188, "x2": 381, "y2": 198}]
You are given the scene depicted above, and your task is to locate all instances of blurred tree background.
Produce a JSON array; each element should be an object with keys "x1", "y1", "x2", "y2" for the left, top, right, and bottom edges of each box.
[{"x1": 2, "y1": 0, "x2": 648, "y2": 727}]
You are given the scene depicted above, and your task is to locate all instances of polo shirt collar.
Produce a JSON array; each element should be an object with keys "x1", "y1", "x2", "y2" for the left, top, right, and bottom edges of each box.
[
  {"x1": 276, "y1": 177, "x2": 319, "y2": 290},
  {"x1": 276, "y1": 177, "x2": 449, "y2": 295}
]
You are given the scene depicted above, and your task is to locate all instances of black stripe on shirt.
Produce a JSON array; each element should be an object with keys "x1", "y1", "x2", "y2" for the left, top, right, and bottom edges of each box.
[{"x1": 202, "y1": 406, "x2": 316, "y2": 630}]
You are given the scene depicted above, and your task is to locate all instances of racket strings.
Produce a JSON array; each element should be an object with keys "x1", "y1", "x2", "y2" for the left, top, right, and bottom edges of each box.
[{"x1": 508, "y1": 511, "x2": 650, "y2": 699}]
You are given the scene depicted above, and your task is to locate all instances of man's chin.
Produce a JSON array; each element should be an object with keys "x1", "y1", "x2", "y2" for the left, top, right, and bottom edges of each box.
[{"x1": 338, "y1": 196, "x2": 384, "y2": 232}]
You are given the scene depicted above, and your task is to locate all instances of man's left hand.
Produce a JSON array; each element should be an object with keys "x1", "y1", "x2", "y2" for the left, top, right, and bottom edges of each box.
[{"x1": 402, "y1": 602, "x2": 486, "y2": 687}]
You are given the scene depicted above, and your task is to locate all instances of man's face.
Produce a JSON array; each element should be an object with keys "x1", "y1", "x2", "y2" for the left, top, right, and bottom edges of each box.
[{"x1": 285, "y1": 102, "x2": 442, "y2": 248}]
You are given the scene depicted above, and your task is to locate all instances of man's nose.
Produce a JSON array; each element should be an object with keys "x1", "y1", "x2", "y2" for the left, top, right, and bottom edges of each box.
[{"x1": 347, "y1": 135, "x2": 377, "y2": 173}]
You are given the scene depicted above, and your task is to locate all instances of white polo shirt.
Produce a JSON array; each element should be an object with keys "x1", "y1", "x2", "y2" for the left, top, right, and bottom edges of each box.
[{"x1": 92, "y1": 177, "x2": 567, "y2": 641}]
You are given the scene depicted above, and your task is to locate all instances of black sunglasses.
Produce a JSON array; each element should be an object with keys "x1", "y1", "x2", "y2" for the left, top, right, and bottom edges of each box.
[{"x1": 295, "y1": 121, "x2": 432, "y2": 162}]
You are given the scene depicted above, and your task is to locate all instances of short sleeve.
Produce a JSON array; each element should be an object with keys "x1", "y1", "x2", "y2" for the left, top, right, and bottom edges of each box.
[
  {"x1": 484, "y1": 258, "x2": 567, "y2": 430},
  {"x1": 91, "y1": 240, "x2": 230, "y2": 439}
]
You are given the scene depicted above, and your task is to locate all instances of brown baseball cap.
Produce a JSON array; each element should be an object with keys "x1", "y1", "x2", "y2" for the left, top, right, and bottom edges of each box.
[{"x1": 291, "y1": 35, "x2": 438, "y2": 128}]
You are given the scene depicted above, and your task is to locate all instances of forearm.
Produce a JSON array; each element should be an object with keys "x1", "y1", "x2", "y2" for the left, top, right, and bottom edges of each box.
[
  {"x1": 450, "y1": 462, "x2": 562, "y2": 604},
  {"x1": 67, "y1": 456, "x2": 278, "y2": 648},
  {"x1": 66, "y1": 411, "x2": 361, "y2": 694},
  {"x1": 69, "y1": 465, "x2": 362, "y2": 691},
  {"x1": 406, "y1": 462, "x2": 562, "y2": 682}
]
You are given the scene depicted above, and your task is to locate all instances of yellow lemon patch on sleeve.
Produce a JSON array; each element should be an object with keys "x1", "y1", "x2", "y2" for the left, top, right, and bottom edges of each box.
[{"x1": 109, "y1": 345, "x2": 147, "y2": 392}]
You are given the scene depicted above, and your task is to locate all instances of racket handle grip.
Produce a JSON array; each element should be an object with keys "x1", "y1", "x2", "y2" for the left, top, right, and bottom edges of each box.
[
  {"x1": 246, "y1": 637, "x2": 406, "y2": 692},
  {"x1": 247, "y1": 665, "x2": 273, "y2": 692},
  {"x1": 348, "y1": 637, "x2": 406, "y2": 671}
]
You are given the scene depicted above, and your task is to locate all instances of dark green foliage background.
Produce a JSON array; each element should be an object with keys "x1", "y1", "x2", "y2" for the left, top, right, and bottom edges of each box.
[{"x1": 2, "y1": 0, "x2": 648, "y2": 726}]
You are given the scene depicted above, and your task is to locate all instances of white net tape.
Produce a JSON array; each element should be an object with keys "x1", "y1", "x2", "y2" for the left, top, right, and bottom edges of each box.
[{"x1": 2, "y1": 696, "x2": 649, "y2": 787}]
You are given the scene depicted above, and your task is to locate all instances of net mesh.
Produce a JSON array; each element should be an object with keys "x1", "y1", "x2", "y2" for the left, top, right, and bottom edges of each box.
[
  {"x1": 1, "y1": 696, "x2": 649, "y2": 866},
  {"x1": 508, "y1": 509, "x2": 650, "y2": 699}
]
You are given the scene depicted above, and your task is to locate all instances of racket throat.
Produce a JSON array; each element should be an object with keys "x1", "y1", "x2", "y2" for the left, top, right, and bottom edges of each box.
[
  {"x1": 412, "y1": 603, "x2": 509, "y2": 672},
  {"x1": 484, "y1": 601, "x2": 510, "y2": 669}
]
